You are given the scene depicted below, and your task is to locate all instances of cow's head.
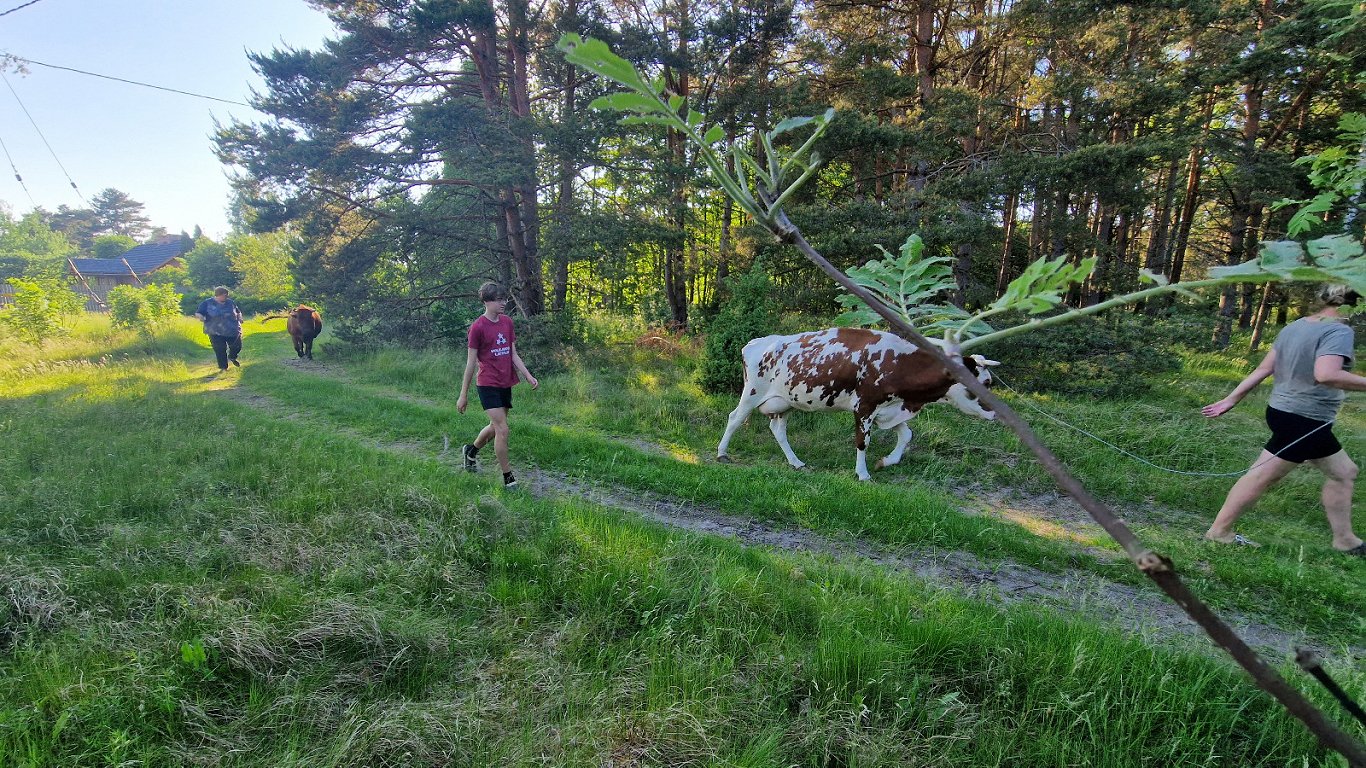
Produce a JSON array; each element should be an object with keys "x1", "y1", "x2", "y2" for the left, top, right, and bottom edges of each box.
[{"x1": 943, "y1": 354, "x2": 999, "y2": 420}]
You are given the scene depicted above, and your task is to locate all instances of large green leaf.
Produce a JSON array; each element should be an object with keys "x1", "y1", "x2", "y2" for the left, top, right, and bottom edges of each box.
[
  {"x1": 556, "y1": 34, "x2": 653, "y2": 93},
  {"x1": 589, "y1": 92, "x2": 666, "y2": 114}
]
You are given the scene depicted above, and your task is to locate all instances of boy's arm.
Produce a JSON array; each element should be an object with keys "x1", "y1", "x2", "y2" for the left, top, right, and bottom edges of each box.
[
  {"x1": 511, "y1": 344, "x2": 538, "y2": 390},
  {"x1": 456, "y1": 347, "x2": 478, "y2": 413}
]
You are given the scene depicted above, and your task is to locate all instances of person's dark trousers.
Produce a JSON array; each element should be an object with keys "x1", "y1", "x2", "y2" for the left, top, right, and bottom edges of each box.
[{"x1": 209, "y1": 334, "x2": 242, "y2": 370}]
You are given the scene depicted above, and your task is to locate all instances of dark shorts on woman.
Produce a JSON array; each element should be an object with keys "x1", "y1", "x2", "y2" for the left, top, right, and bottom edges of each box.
[
  {"x1": 477, "y1": 385, "x2": 513, "y2": 411},
  {"x1": 1264, "y1": 406, "x2": 1341, "y2": 463}
]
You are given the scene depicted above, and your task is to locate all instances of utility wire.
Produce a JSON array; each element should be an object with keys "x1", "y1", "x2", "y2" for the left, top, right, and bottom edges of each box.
[
  {"x1": 1, "y1": 70, "x2": 85, "y2": 204},
  {"x1": 0, "y1": 0, "x2": 46, "y2": 19},
  {"x1": 0, "y1": 131, "x2": 37, "y2": 207},
  {"x1": 3, "y1": 54, "x2": 251, "y2": 106}
]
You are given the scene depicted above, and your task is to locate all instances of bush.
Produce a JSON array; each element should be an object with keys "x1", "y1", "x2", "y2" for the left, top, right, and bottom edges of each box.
[
  {"x1": 0, "y1": 278, "x2": 80, "y2": 343},
  {"x1": 180, "y1": 291, "x2": 280, "y2": 317},
  {"x1": 976, "y1": 309, "x2": 1183, "y2": 399},
  {"x1": 108, "y1": 284, "x2": 183, "y2": 333},
  {"x1": 698, "y1": 264, "x2": 779, "y2": 394}
]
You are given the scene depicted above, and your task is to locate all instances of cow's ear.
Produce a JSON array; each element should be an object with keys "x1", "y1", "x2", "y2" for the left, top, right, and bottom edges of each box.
[{"x1": 970, "y1": 354, "x2": 1001, "y2": 367}]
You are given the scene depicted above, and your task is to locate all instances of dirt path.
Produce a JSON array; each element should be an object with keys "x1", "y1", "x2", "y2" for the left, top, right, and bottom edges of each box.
[{"x1": 217, "y1": 363, "x2": 1363, "y2": 668}]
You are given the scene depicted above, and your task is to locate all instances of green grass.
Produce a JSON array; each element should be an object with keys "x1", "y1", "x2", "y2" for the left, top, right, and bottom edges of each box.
[
  {"x1": 279, "y1": 334, "x2": 1366, "y2": 649},
  {"x1": 0, "y1": 316, "x2": 1362, "y2": 766}
]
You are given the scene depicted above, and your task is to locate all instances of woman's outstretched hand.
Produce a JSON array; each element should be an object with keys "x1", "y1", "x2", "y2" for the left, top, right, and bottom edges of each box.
[{"x1": 1201, "y1": 398, "x2": 1236, "y2": 418}]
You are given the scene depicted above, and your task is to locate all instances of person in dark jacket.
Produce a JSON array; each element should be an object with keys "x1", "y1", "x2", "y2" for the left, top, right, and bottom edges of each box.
[
  {"x1": 194, "y1": 286, "x2": 244, "y2": 372},
  {"x1": 1202, "y1": 284, "x2": 1366, "y2": 556}
]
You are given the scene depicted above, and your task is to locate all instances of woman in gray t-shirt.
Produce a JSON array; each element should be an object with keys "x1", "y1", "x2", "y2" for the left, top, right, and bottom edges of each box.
[{"x1": 1201, "y1": 284, "x2": 1366, "y2": 556}]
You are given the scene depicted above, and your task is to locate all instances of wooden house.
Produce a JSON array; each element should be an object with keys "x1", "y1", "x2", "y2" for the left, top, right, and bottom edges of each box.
[{"x1": 67, "y1": 239, "x2": 189, "y2": 312}]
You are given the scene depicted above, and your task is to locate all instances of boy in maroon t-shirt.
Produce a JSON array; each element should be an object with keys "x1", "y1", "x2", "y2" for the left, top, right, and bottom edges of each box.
[{"x1": 457, "y1": 282, "x2": 539, "y2": 489}]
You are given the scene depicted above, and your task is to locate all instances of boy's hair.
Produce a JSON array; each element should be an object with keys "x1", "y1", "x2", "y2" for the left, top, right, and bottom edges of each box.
[
  {"x1": 1317, "y1": 284, "x2": 1360, "y2": 308},
  {"x1": 213, "y1": 286, "x2": 230, "y2": 297},
  {"x1": 478, "y1": 281, "x2": 508, "y2": 302}
]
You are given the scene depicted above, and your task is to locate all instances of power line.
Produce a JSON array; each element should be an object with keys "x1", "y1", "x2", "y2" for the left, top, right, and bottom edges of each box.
[
  {"x1": 0, "y1": 0, "x2": 46, "y2": 19},
  {"x1": 1, "y1": 70, "x2": 85, "y2": 204},
  {"x1": 0, "y1": 131, "x2": 38, "y2": 207},
  {"x1": 3, "y1": 54, "x2": 251, "y2": 106}
]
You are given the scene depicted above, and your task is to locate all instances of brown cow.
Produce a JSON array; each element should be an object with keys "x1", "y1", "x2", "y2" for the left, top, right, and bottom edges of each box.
[
  {"x1": 286, "y1": 305, "x2": 323, "y2": 359},
  {"x1": 717, "y1": 327, "x2": 998, "y2": 480}
]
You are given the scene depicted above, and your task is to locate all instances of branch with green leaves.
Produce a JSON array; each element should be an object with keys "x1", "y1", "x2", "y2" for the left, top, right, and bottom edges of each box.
[
  {"x1": 1272, "y1": 112, "x2": 1366, "y2": 237},
  {"x1": 840, "y1": 232, "x2": 1366, "y2": 354},
  {"x1": 556, "y1": 34, "x2": 833, "y2": 231}
]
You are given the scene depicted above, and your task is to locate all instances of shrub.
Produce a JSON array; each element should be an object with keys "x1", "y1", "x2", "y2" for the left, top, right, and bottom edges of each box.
[
  {"x1": 0, "y1": 278, "x2": 78, "y2": 343},
  {"x1": 108, "y1": 284, "x2": 183, "y2": 333},
  {"x1": 180, "y1": 290, "x2": 278, "y2": 317},
  {"x1": 698, "y1": 264, "x2": 779, "y2": 394},
  {"x1": 976, "y1": 309, "x2": 1182, "y2": 399}
]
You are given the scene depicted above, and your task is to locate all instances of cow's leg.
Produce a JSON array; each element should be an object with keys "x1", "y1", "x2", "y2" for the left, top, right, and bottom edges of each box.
[
  {"x1": 767, "y1": 412, "x2": 805, "y2": 470},
  {"x1": 874, "y1": 422, "x2": 913, "y2": 471},
  {"x1": 305, "y1": 337, "x2": 314, "y2": 360},
  {"x1": 717, "y1": 391, "x2": 760, "y2": 460},
  {"x1": 294, "y1": 336, "x2": 305, "y2": 358},
  {"x1": 853, "y1": 413, "x2": 876, "y2": 481}
]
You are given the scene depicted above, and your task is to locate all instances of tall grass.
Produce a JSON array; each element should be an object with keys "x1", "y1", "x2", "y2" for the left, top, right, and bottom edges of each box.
[
  {"x1": 262, "y1": 331, "x2": 1364, "y2": 650},
  {"x1": 0, "y1": 315, "x2": 1361, "y2": 766}
]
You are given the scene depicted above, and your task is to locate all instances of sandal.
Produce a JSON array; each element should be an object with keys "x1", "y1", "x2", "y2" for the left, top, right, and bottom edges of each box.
[
  {"x1": 1339, "y1": 542, "x2": 1366, "y2": 557},
  {"x1": 1206, "y1": 533, "x2": 1262, "y2": 548}
]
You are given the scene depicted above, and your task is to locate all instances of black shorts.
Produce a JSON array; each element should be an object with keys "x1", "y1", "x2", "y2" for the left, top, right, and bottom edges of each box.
[
  {"x1": 476, "y1": 385, "x2": 513, "y2": 411},
  {"x1": 1264, "y1": 406, "x2": 1340, "y2": 463}
]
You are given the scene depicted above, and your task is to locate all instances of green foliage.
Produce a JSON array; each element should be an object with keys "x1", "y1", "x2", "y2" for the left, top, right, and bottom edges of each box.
[
  {"x1": 107, "y1": 284, "x2": 182, "y2": 332},
  {"x1": 91, "y1": 235, "x2": 137, "y2": 259},
  {"x1": 0, "y1": 209, "x2": 75, "y2": 279},
  {"x1": 834, "y1": 234, "x2": 970, "y2": 331},
  {"x1": 1213, "y1": 233, "x2": 1366, "y2": 287},
  {"x1": 558, "y1": 34, "x2": 834, "y2": 231},
  {"x1": 227, "y1": 232, "x2": 295, "y2": 302},
  {"x1": 88, "y1": 188, "x2": 152, "y2": 241},
  {"x1": 978, "y1": 311, "x2": 1184, "y2": 399},
  {"x1": 184, "y1": 238, "x2": 236, "y2": 293},
  {"x1": 699, "y1": 264, "x2": 779, "y2": 393},
  {"x1": 1275, "y1": 112, "x2": 1366, "y2": 237},
  {"x1": 0, "y1": 278, "x2": 80, "y2": 343}
]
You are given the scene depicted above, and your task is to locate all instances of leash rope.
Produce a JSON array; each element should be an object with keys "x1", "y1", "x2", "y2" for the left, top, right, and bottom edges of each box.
[{"x1": 991, "y1": 373, "x2": 1335, "y2": 478}]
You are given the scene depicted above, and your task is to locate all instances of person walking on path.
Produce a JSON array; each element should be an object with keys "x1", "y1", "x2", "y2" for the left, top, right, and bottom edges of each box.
[
  {"x1": 456, "y1": 282, "x2": 539, "y2": 490},
  {"x1": 194, "y1": 286, "x2": 244, "y2": 372},
  {"x1": 1202, "y1": 284, "x2": 1366, "y2": 556}
]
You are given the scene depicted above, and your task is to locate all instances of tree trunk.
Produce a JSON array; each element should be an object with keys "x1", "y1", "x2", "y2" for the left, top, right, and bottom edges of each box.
[
  {"x1": 997, "y1": 189, "x2": 1018, "y2": 296},
  {"x1": 549, "y1": 0, "x2": 579, "y2": 312},
  {"x1": 663, "y1": 0, "x2": 692, "y2": 329},
  {"x1": 1169, "y1": 90, "x2": 1218, "y2": 285},
  {"x1": 1249, "y1": 282, "x2": 1276, "y2": 352}
]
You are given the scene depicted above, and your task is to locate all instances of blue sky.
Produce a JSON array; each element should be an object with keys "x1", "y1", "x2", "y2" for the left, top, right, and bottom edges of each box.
[{"x1": 0, "y1": 0, "x2": 335, "y2": 239}]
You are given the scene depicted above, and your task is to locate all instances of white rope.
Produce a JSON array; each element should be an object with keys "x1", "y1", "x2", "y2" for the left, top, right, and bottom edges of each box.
[{"x1": 992, "y1": 373, "x2": 1335, "y2": 478}]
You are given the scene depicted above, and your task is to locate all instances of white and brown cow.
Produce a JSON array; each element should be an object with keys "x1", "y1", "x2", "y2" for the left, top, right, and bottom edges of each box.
[{"x1": 717, "y1": 327, "x2": 998, "y2": 480}]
